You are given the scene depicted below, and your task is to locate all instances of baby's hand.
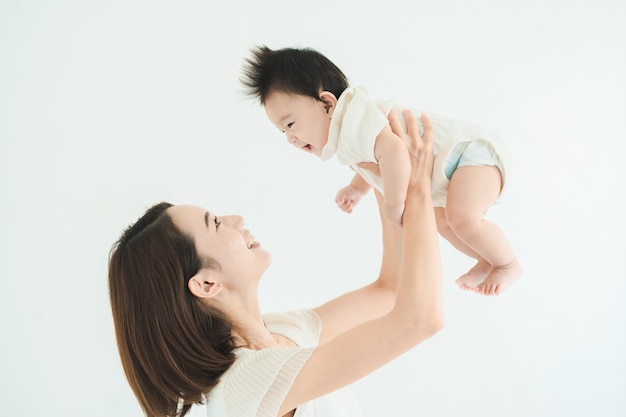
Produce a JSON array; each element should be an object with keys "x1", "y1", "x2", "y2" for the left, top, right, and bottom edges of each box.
[{"x1": 335, "y1": 185, "x2": 365, "y2": 213}]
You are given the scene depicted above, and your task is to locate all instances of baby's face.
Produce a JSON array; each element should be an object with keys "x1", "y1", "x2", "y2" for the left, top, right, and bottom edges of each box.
[{"x1": 264, "y1": 91, "x2": 333, "y2": 158}]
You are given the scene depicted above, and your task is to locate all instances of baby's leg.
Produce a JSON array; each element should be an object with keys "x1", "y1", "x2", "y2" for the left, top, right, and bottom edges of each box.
[
  {"x1": 446, "y1": 166, "x2": 521, "y2": 295},
  {"x1": 435, "y1": 207, "x2": 491, "y2": 291},
  {"x1": 435, "y1": 207, "x2": 479, "y2": 258}
]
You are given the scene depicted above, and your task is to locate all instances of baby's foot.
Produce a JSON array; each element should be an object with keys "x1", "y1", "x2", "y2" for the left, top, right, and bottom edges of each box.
[
  {"x1": 476, "y1": 258, "x2": 522, "y2": 296},
  {"x1": 455, "y1": 258, "x2": 491, "y2": 291}
]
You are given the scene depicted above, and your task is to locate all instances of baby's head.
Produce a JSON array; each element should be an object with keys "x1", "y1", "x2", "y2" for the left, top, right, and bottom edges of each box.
[
  {"x1": 240, "y1": 45, "x2": 349, "y2": 157},
  {"x1": 240, "y1": 45, "x2": 349, "y2": 105}
]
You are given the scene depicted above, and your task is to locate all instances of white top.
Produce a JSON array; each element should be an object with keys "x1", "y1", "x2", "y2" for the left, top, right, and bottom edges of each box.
[
  {"x1": 321, "y1": 86, "x2": 515, "y2": 207},
  {"x1": 204, "y1": 309, "x2": 364, "y2": 417}
]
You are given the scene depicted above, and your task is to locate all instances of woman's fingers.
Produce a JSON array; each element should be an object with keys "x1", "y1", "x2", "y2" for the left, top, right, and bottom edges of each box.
[
  {"x1": 419, "y1": 113, "x2": 435, "y2": 176},
  {"x1": 388, "y1": 108, "x2": 404, "y2": 140},
  {"x1": 388, "y1": 109, "x2": 434, "y2": 182},
  {"x1": 419, "y1": 113, "x2": 434, "y2": 148},
  {"x1": 402, "y1": 109, "x2": 419, "y2": 149}
]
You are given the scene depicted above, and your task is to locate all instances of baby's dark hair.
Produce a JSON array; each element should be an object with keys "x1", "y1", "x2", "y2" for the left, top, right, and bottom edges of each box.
[{"x1": 240, "y1": 44, "x2": 349, "y2": 104}]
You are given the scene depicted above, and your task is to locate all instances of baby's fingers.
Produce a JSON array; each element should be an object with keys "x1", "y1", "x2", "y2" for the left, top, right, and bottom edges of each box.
[{"x1": 336, "y1": 198, "x2": 351, "y2": 212}]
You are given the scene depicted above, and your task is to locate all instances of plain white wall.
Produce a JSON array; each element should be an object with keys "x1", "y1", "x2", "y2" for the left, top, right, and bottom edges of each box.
[{"x1": 1, "y1": 0, "x2": 625, "y2": 416}]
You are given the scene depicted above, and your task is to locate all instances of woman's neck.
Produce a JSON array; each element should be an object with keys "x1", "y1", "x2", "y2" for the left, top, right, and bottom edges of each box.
[
  {"x1": 215, "y1": 290, "x2": 293, "y2": 350},
  {"x1": 229, "y1": 309, "x2": 298, "y2": 349},
  {"x1": 223, "y1": 303, "x2": 275, "y2": 350},
  {"x1": 230, "y1": 317, "x2": 279, "y2": 350}
]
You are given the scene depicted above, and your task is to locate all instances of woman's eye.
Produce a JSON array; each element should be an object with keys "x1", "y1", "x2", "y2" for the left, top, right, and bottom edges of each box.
[{"x1": 214, "y1": 216, "x2": 221, "y2": 229}]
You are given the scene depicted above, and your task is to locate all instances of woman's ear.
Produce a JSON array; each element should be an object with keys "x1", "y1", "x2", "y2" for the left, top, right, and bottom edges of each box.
[
  {"x1": 319, "y1": 91, "x2": 338, "y2": 117},
  {"x1": 188, "y1": 269, "x2": 223, "y2": 300}
]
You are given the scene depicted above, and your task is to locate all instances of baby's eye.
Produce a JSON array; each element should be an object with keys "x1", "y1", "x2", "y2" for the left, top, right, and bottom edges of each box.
[
  {"x1": 214, "y1": 216, "x2": 221, "y2": 229},
  {"x1": 287, "y1": 122, "x2": 294, "y2": 129}
]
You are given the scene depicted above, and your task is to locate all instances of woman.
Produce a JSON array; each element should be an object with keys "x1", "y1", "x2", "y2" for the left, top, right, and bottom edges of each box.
[{"x1": 108, "y1": 109, "x2": 443, "y2": 417}]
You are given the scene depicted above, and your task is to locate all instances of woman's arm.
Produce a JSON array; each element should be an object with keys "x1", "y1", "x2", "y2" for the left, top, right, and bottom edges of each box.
[
  {"x1": 314, "y1": 108, "x2": 412, "y2": 345},
  {"x1": 313, "y1": 187, "x2": 403, "y2": 345},
  {"x1": 280, "y1": 110, "x2": 443, "y2": 415}
]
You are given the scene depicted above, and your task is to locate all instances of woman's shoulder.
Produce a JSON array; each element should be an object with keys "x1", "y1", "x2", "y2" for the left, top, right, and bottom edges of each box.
[
  {"x1": 207, "y1": 344, "x2": 315, "y2": 417},
  {"x1": 204, "y1": 310, "x2": 322, "y2": 415},
  {"x1": 263, "y1": 309, "x2": 322, "y2": 347}
]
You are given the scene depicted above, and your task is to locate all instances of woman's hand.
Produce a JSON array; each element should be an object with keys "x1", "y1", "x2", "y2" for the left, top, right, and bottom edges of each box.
[
  {"x1": 357, "y1": 109, "x2": 433, "y2": 185},
  {"x1": 387, "y1": 108, "x2": 434, "y2": 191}
]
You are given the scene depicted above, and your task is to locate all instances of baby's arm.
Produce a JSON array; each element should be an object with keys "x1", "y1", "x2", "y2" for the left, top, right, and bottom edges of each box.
[
  {"x1": 375, "y1": 126, "x2": 411, "y2": 226},
  {"x1": 335, "y1": 172, "x2": 372, "y2": 213}
]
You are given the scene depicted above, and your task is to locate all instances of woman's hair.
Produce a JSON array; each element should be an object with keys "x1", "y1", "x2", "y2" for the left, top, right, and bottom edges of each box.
[
  {"x1": 240, "y1": 44, "x2": 349, "y2": 104},
  {"x1": 108, "y1": 202, "x2": 236, "y2": 417}
]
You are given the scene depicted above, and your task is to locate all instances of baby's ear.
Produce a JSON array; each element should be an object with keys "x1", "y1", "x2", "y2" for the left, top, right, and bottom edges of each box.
[{"x1": 319, "y1": 91, "x2": 338, "y2": 116}]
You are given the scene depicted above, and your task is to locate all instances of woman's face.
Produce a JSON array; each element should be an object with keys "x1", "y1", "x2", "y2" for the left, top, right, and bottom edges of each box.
[{"x1": 167, "y1": 205, "x2": 271, "y2": 288}]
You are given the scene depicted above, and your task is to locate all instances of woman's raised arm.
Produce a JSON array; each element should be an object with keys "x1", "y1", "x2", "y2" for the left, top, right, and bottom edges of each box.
[
  {"x1": 312, "y1": 108, "x2": 424, "y2": 345},
  {"x1": 280, "y1": 110, "x2": 443, "y2": 415},
  {"x1": 312, "y1": 186, "x2": 403, "y2": 345}
]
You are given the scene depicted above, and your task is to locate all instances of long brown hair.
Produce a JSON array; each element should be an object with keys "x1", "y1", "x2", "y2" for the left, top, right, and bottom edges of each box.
[{"x1": 108, "y1": 202, "x2": 236, "y2": 417}]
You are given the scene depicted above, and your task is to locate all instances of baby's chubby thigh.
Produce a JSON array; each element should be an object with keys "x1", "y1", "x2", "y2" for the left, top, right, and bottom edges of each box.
[{"x1": 440, "y1": 140, "x2": 503, "y2": 204}]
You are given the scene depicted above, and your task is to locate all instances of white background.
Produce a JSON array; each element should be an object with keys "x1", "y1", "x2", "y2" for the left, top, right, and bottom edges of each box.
[{"x1": 1, "y1": 1, "x2": 625, "y2": 416}]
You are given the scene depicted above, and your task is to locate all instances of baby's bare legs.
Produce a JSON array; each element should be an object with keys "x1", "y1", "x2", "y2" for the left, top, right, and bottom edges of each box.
[
  {"x1": 435, "y1": 207, "x2": 491, "y2": 291},
  {"x1": 446, "y1": 166, "x2": 522, "y2": 295}
]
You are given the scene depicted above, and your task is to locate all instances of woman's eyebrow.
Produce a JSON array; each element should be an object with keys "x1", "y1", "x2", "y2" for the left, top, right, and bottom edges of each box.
[{"x1": 204, "y1": 211, "x2": 210, "y2": 229}]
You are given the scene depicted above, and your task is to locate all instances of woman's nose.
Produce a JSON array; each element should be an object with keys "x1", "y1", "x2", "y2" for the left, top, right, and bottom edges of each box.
[{"x1": 224, "y1": 215, "x2": 244, "y2": 229}]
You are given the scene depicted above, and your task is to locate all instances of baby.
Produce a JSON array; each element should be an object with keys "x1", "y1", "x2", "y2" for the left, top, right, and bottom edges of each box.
[{"x1": 240, "y1": 45, "x2": 522, "y2": 296}]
